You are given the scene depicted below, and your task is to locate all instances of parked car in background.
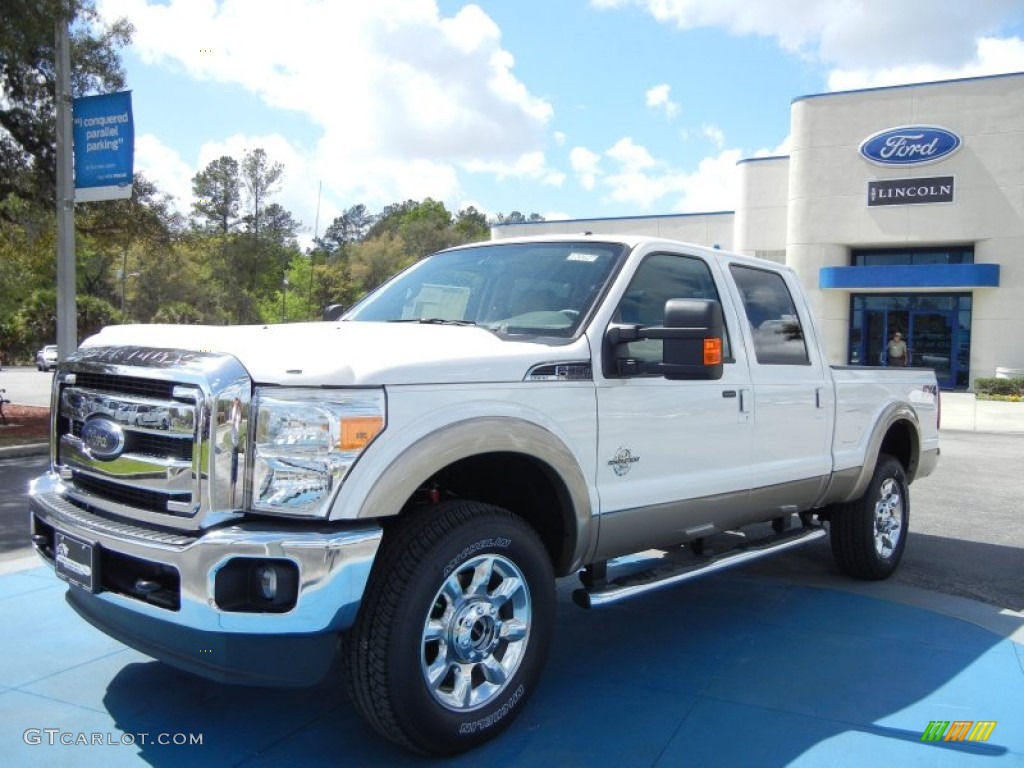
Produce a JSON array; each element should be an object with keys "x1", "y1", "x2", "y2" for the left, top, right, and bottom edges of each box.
[{"x1": 36, "y1": 345, "x2": 58, "y2": 371}]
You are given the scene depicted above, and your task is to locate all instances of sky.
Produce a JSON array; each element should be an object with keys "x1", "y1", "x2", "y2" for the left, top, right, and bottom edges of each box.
[{"x1": 93, "y1": 0, "x2": 1024, "y2": 245}]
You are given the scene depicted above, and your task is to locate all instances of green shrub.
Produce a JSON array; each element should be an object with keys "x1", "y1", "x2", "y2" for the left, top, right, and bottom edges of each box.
[{"x1": 975, "y1": 376, "x2": 1024, "y2": 397}]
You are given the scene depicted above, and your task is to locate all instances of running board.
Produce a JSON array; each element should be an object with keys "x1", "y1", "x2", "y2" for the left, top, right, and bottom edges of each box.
[{"x1": 572, "y1": 526, "x2": 827, "y2": 609}]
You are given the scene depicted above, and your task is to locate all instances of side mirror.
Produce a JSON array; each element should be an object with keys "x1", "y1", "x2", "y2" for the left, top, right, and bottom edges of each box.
[
  {"x1": 322, "y1": 304, "x2": 347, "y2": 321},
  {"x1": 605, "y1": 298, "x2": 725, "y2": 380},
  {"x1": 659, "y1": 298, "x2": 724, "y2": 380}
]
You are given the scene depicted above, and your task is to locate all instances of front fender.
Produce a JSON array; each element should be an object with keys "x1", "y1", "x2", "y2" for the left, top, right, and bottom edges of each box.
[{"x1": 336, "y1": 416, "x2": 597, "y2": 573}]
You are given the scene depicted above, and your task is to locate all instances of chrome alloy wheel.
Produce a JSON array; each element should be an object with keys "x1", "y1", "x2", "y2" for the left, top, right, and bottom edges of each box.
[
  {"x1": 420, "y1": 553, "x2": 532, "y2": 711},
  {"x1": 873, "y1": 477, "x2": 904, "y2": 559}
]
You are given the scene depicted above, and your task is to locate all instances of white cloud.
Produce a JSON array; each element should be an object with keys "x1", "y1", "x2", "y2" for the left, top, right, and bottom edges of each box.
[
  {"x1": 570, "y1": 146, "x2": 603, "y2": 190},
  {"x1": 673, "y1": 148, "x2": 744, "y2": 211},
  {"x1": 752, "y1": 133, "x2": 793, "y2": 158},
  {"x1": 462, "y1": 151, "x2": 565, "y2": 187},
  {"x1": 593, "y1": 0, "x2": 1024, "y2": 84},
  {"x1": 700, "y1": 123, "x2": 725, "y2": 149},
  {"x1": 828, "y1": 36, "x2": 1024, "y2": 90},
  {"x1": 589, "y1": 133, "x2": 743, "y2": 211},
  {"x1": 97, "y1": 0, "x2": 554, "y2": 222},
  {"x1": 134, "y1": 133, "x2": 195, "y2": 214},
  {"x1": 606, "y1": 138, "x2": 657, "y2": 172},
  {"x1": 645, "y1": 83, "x2": 680, "y2": 118}
]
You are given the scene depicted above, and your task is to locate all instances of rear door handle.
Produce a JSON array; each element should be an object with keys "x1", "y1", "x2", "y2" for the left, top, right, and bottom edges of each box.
[{"x1": 739, "y1": 388, "x2": 751, "y2": 413}]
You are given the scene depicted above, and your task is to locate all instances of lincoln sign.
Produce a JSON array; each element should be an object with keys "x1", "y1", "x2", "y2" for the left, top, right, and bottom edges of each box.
[
  {"x1": 859, "y1": 125, "x2": 961, "y2": 166},
  {"x1": 867, "y1": 176, "x2": 954, "y2": 207}
]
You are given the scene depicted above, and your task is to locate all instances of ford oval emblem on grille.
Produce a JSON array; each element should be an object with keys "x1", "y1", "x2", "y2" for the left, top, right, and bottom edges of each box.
[
  {"x1": 859, "y1": 125, "x2": 961, "y2": 166},
  {"x1": 81, "y1": 417, "x2": 126, "y2": 461}
]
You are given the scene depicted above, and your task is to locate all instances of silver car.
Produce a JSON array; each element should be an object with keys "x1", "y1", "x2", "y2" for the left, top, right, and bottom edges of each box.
[{"x1": 36, "y1": 345, "x2": 58, "y2": 371}]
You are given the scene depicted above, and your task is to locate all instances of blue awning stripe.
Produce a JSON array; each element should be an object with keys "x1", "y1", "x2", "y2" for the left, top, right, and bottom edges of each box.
[{"x1": 819, "y1": 264, "x2": 1000, "y2": 289}]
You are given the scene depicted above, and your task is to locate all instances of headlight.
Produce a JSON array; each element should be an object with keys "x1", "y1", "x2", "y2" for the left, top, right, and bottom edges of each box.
[{"x1": 251, "y1": 388, "x2": 385, "y2": 518}]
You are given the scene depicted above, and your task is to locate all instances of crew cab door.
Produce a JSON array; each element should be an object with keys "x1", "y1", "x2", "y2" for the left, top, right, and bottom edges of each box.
[
  {"x1": 725, "y1": 263, "x2": 834, "y2": 506},
  {"x1": 592, "y1": 250, "x2": 754, "y2": 558}
]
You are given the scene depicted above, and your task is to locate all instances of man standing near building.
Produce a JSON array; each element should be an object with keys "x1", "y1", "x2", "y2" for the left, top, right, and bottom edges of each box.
[{"x1": 886, "y1": 331, "x2": 908, "y2": 366}]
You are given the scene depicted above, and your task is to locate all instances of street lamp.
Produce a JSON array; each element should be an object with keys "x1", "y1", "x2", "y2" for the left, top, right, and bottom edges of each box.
[{"x1": 282, "y1": 276, "x2": 289, "y2": 322}]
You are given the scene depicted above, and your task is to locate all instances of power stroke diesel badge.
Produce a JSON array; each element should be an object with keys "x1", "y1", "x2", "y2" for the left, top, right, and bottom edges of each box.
[{"x1": 607, "y1": 447, "x2": 640, "y2": 477}]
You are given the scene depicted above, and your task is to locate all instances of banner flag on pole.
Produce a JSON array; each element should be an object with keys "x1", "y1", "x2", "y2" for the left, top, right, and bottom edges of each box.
[{"x1": 72, "y1": 90, "x2": 134, "y2": 202}]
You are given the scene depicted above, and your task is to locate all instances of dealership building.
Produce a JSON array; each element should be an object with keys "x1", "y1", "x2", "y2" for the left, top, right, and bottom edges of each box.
[{"x1": 492, "y1": 71, "x2": 1024, "y2": 390}]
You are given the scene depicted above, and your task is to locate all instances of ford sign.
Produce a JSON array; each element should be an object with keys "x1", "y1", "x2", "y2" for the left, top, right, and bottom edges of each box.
[
  {"x1": 859, "y1": 125, "x2": 961, "y2": 166},
  {"x1": 81, "y1": 417, "x2": 126, "y2": 460}
]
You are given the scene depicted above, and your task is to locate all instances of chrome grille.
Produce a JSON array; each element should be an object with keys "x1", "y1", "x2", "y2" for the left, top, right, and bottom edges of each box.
[
  {"x1": 69, "y1": 416, "x2": 193, "y2": 461},
  {"x1": 72, "y1": 472, "x2": 193, "y2": 515},
  {"x1": 72, "y1": 371, "x2": 177, "y2": 400},
  {"x1": 53, "y1": 346, "x2": 251, "y2": 531}
]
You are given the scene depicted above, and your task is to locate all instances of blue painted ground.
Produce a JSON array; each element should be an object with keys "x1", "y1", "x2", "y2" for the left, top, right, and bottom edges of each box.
[{"x1": 1, "y1": 564, "x2": 1021, "y2": 767}]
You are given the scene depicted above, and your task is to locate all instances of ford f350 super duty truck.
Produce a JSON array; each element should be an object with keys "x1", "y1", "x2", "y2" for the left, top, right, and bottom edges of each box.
[{"x1": 30, "y1": 235, "x2": 939, "y2": 755}]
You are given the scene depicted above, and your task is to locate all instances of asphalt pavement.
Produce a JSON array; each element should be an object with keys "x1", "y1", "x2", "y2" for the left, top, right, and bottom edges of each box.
[{"x1": 0, "y1": 366, "x2": 54, "y2": 409}]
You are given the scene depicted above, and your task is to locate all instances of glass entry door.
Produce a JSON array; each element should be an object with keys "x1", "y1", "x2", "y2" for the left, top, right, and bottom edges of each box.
[
  {"x1": 865, "y1": 310, "x2": 908, "y2": 367},
  {"x1": 851, "y1": 298, "x2": 961, "y2": 388},
  {"x1": 909, "y1": 311, "x2": 954, "y2": 384}
]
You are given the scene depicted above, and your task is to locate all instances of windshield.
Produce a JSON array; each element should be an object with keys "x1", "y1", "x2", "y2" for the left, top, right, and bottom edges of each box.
[{"x1": 345, "y1": 241, "x2": 627, "y2": 339}]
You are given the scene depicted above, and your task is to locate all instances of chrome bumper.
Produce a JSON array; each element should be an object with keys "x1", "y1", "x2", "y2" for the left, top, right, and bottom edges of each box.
[{"x1": 29, "y1": 472, "x2": 382, "y2": 637}]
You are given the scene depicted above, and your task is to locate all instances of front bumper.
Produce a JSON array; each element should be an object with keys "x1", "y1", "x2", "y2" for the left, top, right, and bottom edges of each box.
[{"x1": 30, "y1": 472, "x2": 382, "y2": 686}]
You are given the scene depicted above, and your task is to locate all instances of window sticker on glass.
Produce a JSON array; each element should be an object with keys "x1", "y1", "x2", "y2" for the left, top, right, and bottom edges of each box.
[
  {"x1": 401, "y1": 283, "x2": 471, "y2": 321},
  {"x1": 566, "y1": 252, "x2": 600, "y2": 263}
]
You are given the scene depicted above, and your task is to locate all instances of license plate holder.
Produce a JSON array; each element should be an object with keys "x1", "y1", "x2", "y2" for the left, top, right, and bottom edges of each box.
[{"x1": 55, "y1": 532, "x2": 99, "y2": 592}]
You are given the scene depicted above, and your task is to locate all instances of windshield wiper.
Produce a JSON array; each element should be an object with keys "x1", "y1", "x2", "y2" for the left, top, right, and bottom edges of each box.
[{"x1": 388, "y1": 318, "x2": 477, "y2": 326}]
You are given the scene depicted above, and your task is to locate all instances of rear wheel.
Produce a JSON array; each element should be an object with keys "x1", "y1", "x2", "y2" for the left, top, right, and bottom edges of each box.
[
  {"x1": 343, "y1": 500, "x2": 555, "y2": 755},
  {"x1": 830, "y1": 454, "x2": 908, "y2": 580}
]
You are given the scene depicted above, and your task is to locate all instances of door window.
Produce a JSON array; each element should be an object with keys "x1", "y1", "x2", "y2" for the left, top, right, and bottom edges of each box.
[
  {"x1": 730, "y1": 266, "x2": 809, "y2": 365},
  {"x1": 609, "y1": 252, "x2": 729, "y2": 374}
]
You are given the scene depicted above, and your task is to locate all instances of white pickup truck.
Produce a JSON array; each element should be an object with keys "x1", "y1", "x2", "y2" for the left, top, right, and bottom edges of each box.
[{"x1": 30, "y1": 235, "x2": 939, "y2": 755}]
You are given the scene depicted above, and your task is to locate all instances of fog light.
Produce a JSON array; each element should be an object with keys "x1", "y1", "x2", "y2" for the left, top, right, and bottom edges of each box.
[
  {"x1": 215, "y1": 558, "x2": 299, "y2": 613},
  {"x1": 256, "y1": 564, "x2": 278, "y2": 601}
]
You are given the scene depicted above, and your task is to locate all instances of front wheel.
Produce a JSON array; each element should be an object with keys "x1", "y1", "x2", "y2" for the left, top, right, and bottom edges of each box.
[
  {"x1": 343, "y1": 501, "x2": 555, "y2": 755},
  {"x1": 830, "y1": 454, "x2": 909, "y2": 580}
]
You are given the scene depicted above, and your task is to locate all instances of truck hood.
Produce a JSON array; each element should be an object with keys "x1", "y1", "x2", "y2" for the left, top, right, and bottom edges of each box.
[{"x1": 81, "y1": 322, "x2": 592, "y2": 386}]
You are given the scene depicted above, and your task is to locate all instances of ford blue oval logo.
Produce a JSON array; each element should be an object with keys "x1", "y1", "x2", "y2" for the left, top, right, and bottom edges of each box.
[
  {"x1": 81, "y1": 418, "x2": 125, "y2": 461},
  {"x1": 859, "y1": 125, "x2": 961, "y2": 166}
]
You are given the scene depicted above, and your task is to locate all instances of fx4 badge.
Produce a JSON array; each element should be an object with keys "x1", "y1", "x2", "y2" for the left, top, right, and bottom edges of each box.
[{"x1": 608, "y1": 447, "x2": 640, "y2": 476}]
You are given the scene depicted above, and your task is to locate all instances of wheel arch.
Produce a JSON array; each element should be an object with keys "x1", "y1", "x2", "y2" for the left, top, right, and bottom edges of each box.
[
  {"x1": 837, "y1": 402, "x2": 922, "y2": 505},
  {"x1": 346, "y1": 417, "x2": 595, "y2": 576}
]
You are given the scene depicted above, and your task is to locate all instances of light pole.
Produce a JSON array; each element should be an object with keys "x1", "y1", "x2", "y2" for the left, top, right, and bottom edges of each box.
[
  {"x1": 120, "y1": 248, "x2": 128, "y2": 313},
  {"x1": 282, "y1": 276, "x2": 289, "y2": 322},
  {"x1": 118, "y1": 264, "x2": 140, "y2": 315}
]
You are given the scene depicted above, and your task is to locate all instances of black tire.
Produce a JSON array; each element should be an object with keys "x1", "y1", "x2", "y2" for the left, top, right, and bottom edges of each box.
[
  {"x1": 830, "y1": 454, "x2": 909, "y2": 580},
  {"x1": 343, "y1": 500, "x2": 555, "y2": 755}
]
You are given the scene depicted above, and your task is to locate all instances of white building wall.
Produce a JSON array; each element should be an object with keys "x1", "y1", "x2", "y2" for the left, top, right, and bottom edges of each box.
[
  {"x1": 734, "y1": 156, "x2": 789, "y2": 261},
  {"x1": 787, "y1": 72, "x2": 1024, "y2": 378}
]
